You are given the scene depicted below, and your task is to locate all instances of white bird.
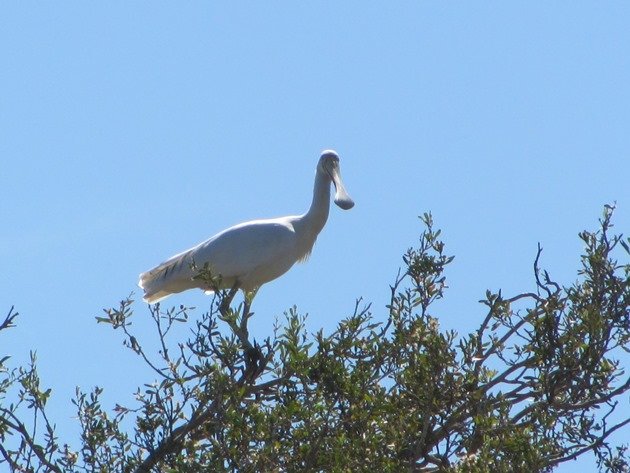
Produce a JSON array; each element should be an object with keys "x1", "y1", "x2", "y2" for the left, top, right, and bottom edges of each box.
[{"x1": 139, "y1": 150, "x2": 354, "y2": 303}]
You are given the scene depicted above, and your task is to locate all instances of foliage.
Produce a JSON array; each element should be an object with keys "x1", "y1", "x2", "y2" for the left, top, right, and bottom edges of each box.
[{"x1": 1, "y1": 206, "x2": 629, "y2": 472}]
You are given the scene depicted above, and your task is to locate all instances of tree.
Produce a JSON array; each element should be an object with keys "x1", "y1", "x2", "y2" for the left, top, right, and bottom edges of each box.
[{"x1": 1, "y1": 206, "x2": 629, "y2": 472}]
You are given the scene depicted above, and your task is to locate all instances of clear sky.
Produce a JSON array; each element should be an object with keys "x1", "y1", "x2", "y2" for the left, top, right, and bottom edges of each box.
[{"x1": 2, "y1": 3, "x2": 629, "y2": 471}]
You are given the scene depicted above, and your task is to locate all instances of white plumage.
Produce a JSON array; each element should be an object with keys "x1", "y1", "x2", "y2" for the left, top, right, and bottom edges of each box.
[{"x1": 139, "y1": 150, "x2": 354, "y2": 303}]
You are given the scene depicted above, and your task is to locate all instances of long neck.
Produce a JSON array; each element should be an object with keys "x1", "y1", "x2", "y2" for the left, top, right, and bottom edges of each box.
[{"x1": 296, "y1": 169, "x2": 331, "y2": 240}]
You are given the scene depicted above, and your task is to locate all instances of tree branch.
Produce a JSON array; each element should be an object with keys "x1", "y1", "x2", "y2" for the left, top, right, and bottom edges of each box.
[{"x1": 0, "y1": 408, "x2": 63, "y2": 473}]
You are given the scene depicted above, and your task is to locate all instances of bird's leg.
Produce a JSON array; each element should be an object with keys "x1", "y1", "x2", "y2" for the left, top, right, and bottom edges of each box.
[
  {"x1": 218, "y1": 283, "x2": 239, "y2": 315},
  {"x1": 217, "y1": 285, "x2": 263, "y2": 380},
  {"x1": 239, "y1": 290, "x2": 255, "y2": 338},
  {"x1": 238, "y1": 289, "x2": 264, "y2": 379}
]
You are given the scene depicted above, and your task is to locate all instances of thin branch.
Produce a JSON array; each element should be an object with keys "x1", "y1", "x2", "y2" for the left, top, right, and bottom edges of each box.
[
  {"x1": 123, "y1": 331, "x2": 176, "y2": 382},
  {"x1": 152, "y1": 305, "x2": 173, "y2": 364},
  {"x1": 0, "y1": 408, "x2": 63, "y2": 473},
  {"x1": 475, "y1": 306, "x2": 542, "y2": 372},
  {"x1": 550, "y1": 416, "x2": 630, "y2": 467},
  {"x1": 0, "y1": 306, "x2": 18, "y2": 332},
  {"x1": 551, "y1": 375, "x2": 630, "y2": 411},
  {"x1": 482, "y1": 358, "x2": 534, "y2": 393},
  {"x1": 0, "y1": 442, "x2": 21, "y2": 471}
]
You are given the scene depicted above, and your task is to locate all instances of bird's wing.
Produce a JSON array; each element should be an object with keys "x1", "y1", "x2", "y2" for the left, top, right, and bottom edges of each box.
[
  {"x1": 139, "y1": 218, "x2": 298, "y2": 301},
  {"x1": 191, "y1": 219, "x2": 297, "y2": 280}
]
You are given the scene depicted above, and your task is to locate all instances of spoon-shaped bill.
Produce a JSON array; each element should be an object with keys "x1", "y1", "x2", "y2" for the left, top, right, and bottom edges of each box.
[{"x1": 330, "y1": 166, "x2": 354, "y2": 210}]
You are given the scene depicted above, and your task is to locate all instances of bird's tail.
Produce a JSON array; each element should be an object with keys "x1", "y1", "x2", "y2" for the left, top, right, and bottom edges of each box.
[
  {"x1": 139, "y1": 249, "x2": 195, "y2": 303},
  {"x1": 138, "y1": 271, "x2": 172, "y2": 304}
]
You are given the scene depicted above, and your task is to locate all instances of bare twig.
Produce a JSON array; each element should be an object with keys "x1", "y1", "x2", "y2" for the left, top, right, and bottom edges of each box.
[{"x1": 0, "y1": 306, "x2": 18, "y2": 332}]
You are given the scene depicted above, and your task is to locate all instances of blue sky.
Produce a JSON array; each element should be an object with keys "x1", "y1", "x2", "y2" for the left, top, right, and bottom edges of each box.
[{"x1": 2, "y1": 3, "x2": 629, "y2": 470}]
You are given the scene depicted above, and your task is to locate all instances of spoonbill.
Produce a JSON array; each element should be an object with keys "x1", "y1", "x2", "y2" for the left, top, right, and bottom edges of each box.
[{"x1": 139, "y1": 150, "x2": 354, "y2": 303}]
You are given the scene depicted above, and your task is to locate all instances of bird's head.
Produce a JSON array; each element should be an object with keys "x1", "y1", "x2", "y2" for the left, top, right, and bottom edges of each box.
[{"x1": 318, "y1": 150, "x2": 354, "y2": 210}]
